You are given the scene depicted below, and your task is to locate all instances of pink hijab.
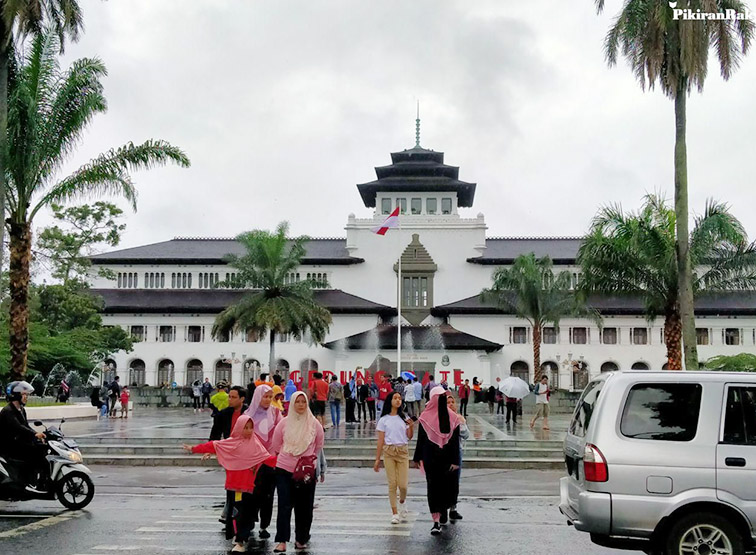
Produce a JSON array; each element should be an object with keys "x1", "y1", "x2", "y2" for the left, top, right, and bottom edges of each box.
[
  {"x1": 213, "y1": 415, "x2": 271, "y2": 471},
  {"x1": 418, "y1": 386, "x2": 462, "y2": 448},
  {"x1": 245, "y1": 385, "x2": 282, "y2": 446}
]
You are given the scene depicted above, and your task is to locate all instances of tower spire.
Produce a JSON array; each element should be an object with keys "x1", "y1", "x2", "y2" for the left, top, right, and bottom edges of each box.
[{"x1": 415, "y1": 101, "x2": 421, "y2": 148}]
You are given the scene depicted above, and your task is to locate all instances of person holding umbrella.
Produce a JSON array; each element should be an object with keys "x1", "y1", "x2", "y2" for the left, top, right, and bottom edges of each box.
[{"x1": 499, "y1": 375, "x2": 531, "y2": 425}]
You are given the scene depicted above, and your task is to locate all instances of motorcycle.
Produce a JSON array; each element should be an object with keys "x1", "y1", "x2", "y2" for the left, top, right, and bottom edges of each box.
[{"x1": 0, "y1": 418, "x2": 95, "y2": 510}]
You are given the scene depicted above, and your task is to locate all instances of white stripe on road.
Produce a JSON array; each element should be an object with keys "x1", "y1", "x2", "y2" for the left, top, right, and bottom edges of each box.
[
  {"x1": 0, "y1": 510, "x2": 84, "y2": 539},
  {"x1": 135, "y1": 527, "x2": 411, "y2": 536},
  {"x1": 96, "y1": 492, "x2": 559, "y2": 500},
  {"x1": 154, "y1": 519, "x2": 414, "y2": 528},
  {"x1": 89, "y1": 548, "x2": 383, "y2": 554}
]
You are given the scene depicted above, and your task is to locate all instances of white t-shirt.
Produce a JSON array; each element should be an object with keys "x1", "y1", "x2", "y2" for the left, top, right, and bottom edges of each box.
[
  {"x1": 536, "y1": 383, "x2": 550, "y2": 404},
  {"x1": 404, "y1": 385, "x2": 416, "y2": 402},
  {"x1": 376, "y1": 414, "x2": 410, "y2": 445}
]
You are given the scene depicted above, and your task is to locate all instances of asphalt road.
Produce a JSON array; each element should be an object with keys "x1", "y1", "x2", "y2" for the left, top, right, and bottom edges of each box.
[{"x1": 0, "y1": 466, "x2": 630, "y2": 555}]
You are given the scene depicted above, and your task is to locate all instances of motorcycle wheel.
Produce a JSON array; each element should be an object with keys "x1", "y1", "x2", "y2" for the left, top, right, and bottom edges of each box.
[{"x1": 55, "y1": 471, "x2": 95, "y2": 510}]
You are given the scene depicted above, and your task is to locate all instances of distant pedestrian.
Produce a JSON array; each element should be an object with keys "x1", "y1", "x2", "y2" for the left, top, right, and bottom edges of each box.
[
  {"x1": 458, "y1": 380, "x2": 470, "y2": 417},
  {"x1": 486, "y1": 385, "x2": 497, "y2": 414},
  {"x1": 356, "y1": 377, "x2": 369, "y2": 423},
  {"x1": 505, "y1": 395, "x2": 518, "y2": 425},
  {"x1": 530, "y1": 375, "x2": 551, "y2": 431},
  {"x1": 108, "y1": 376, "x2": 121, "y2": 418},
  {"x1": 308, "y1": 372, "x2": 329, "y2": 428},
  {"x1": 403, "y1": 378, "x2": 417, "y2": 418},
  {"x1": 201, "y1": 378, "x2": 213, "y2": 409},
  {"x1": 211, "y1": 382, "x2": 230, "y2": 416},
  {"x1": 446, "y1": 394, "x2": 468, "y2": 521},
  {"x1": 413, "y1": 386, "x2": 462, "y2": 535},
  {"x1": 120, "y1": 386, "x2": 130, "y2": 418},
  {"x1": 367, "y1": 377, "x2": 378, "y2": 422},
  {"x1": 413, "y1": 378, "x2": 423, "y2": 413},
  {"x1": 90, "y1": 385, "x2": 105, "y2": 420},
  {"x1": 270, "y1": 392, "x2": 325, "y2": 553},
  {"x1": 495, "y1": 378, "x2": 505, "y2": 415},
  {"x1": 283, "y1": 379, "x2": 297, "y2": 416},
  {"x1": 472, "y1": 377, "x2": 482, "y2": 403},
  {"x1": 374, "y1": 391, "x2": 413, "y2": 524},
  {"x1": 327, "y1": 375, "x2": 344, "y2": 428},
  {"x1": 344, "y1": 376, "x2": 356, "y2": 423},
  {"x1": 183, "y1": 415, "x2": 276, "y2": 552},
  {"x1": 245, "y1": 384, "x2": 283, "y2": 540},
  {"x1": 271, "y1": 385, "x2": 285, "y2": 411},
  {"x1": 192, "y1": 381, "x2": 202, "y2": 413},
  {"x1": 423, "y1": 375, "x2": 436, "y2": 402},
  {"x1": 377, "y1": 375, "x2": 391, "y2": 414}
]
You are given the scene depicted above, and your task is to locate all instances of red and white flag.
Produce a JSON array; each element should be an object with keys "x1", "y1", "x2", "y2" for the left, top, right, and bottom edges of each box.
[{"x1": 371, "y1": 206, "x2": 400, "y2": 235}]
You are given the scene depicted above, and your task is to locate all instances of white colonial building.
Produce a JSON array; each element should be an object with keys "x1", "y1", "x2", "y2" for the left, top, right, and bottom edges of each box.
[{"x1": 88, "y1": 141, "x2": 756, "y2": 390}]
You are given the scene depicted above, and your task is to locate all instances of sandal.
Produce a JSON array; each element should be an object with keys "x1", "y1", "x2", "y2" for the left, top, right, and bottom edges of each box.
[
  {"x1": 273, "y1": 543, "x2": 287, "y2": 553},
  {"x1": 295, "y1": 542, "x2": 308, "y2": 550}
]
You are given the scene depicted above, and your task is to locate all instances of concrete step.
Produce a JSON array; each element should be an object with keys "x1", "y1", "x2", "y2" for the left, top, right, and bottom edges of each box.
[
  {"x1": 81, "y1": 453, "x2": 566, "y2": 470},
  {"x1": 78, "y1": 444, "x2": 562, "y2": 459}
]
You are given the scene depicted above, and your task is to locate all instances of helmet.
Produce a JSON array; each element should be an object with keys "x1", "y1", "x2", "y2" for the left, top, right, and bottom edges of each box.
[{"x1": 6, "y1": 380, "x2": 34, "y2": 403}]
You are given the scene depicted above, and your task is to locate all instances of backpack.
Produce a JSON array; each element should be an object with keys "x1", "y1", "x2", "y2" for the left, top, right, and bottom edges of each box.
[{"x1": 292, "y1": 454, "x2": 317, "y2": 484}]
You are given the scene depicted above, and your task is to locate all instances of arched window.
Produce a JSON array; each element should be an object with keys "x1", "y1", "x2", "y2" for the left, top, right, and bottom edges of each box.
[
  {"x1": 149, "y1": 273, "x2": 154, "y2": 288},
  {"x1": 117, "y1": 273, "x2": 122, "y2": 288},
  {"x1": 573, "y1": 362, "x2": 590, "y2": 390},
  {"x1": 300, "y1": 359, "x2": 318, "y2": 372},
  {"x1": 188, "y1": 273, "x2": 192, "y2": 288},
  {"x1": 144, "y1": 273, "x2": 149, "y2": 287},
  {"x1": 129, "y1": 359, "x2": 146, "y2": 386},
  {"x1": 631, "y1": 362, "x2": 650, "y2": 370},
  {"x1": 215, "y1": 360, "x2": 232, "y2": 384},
  {"x1": 127, "y1": 273, "x2": 133, "y2": 288},
  {"x1": 601, "y1": 361, "x2": 619, "y2": 373},
  {"x1": 541, "y1": 361, "x2": 559, "y2": 389},
  {"x1": 182, "y1": 273, "x2": 187, "y2": 288},
  {"x1": 186, "y1": 359, "x2": 203, "y2": 385},
  {"x1": 160, "y1": 273, "x2": 165, "y2": 288},
  {"x1": 157, "y1": 359, "x2": 175, "y2": 386},
  {"x1": 133, "y1": 273, "x2": 138, "y2": 287},
  {"x1": 172, "y1": 273, "x2": 176, "y2": 288},
  {"x1": 510, "y1": 361, "x2": 529, "y2": 381}
]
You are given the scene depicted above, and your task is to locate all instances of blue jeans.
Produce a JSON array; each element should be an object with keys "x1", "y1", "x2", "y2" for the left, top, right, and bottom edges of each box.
[{"x1": 329, "y1": 401, "x2": 341, "y2": 427}]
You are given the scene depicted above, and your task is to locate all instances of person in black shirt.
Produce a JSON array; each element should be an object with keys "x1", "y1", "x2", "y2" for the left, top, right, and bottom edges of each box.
[{"x1": 0, "y1": 381, "x2": 48, "y2": 488}]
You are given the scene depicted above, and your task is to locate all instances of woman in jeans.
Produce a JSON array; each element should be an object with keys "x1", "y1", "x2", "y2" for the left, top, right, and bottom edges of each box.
[
  {"x1": 367, "y1": 377, "x2": 378, "y2": 422},
  {"x1": 373, "y1": 391, "x2": 414, "y2": 524},
  {"x1": 327, "y1": 375, "x2": 344, "y2": 428},
  {"x1": 270, "y1": 391, "x2": 324, "y2": 553}
]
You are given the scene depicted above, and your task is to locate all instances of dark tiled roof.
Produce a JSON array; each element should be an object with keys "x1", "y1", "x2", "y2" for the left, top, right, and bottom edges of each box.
[
  {"x1": 90, "y1": 289, "x2": 394, "y2": 315},
  {"x1": 468, "y1": 237, "x2": 584, "y2": 265},
  {"x1": 323, "y1": 324, "x2": 502, "y2": 352},
  {"x1": 89, "y1": 238, "x2": 362, "y2": 265},
  {"x1": 433, "y1": 292, "x2": 756, "y2": 316}
]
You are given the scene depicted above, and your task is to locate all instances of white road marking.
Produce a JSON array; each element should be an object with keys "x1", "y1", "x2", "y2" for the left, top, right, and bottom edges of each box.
[
  {"x1": 0, "y1": 510, "x2": 84, "y2": 538},
  {"x1": 0, "y1": 513, "x2": 64, "y2": 518},
  {"x1": 135, "y1": 526, "x2": 411, "y2": 536}
]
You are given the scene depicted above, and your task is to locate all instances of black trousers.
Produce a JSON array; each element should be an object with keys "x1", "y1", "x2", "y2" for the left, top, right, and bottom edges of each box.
[
  {"x1": 275, "y1": 468, "x2": 316, "y2": 545},
  {"x1": 201, "y1": 392, "x2": 211, "y2": 408},
  {"x1": 357, "y1": 401, "x2": 367, "y2": 422},
  {"x1": 225, "y1": 490, "x2": 255, "y2": 542},
  {"x1": 367, "y1": 400, "x2": 376, "y2": 421},
  {"x1": 193, "y1": 396, "x2": 201, "y2": 409},
  {"x1": 506, "y1": 402, "x2": 518, "y2": 423},
  {"x1": 251, "y1": 464, "x2": 275, "y2": 530},
  {"x1": 459, "y1": 398, "x2": 468, "y2": 416},
  {"x1": 345, "y1": 398, "x2": 356, "y2": 422},
  {"x1": 497, "y1": 400, "x2": 505, "y2": 414},
  {"x1": 12, "y1": 442, "x2": 48, "y2": 484}
]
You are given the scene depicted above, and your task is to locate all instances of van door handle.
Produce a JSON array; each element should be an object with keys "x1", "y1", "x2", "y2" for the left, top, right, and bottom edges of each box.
[{"x1": 725, "y1": 457, "x2": 747, "y2": 467}]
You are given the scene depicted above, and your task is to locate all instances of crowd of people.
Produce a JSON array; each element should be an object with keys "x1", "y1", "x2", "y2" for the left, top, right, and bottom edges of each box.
[{"x1": 89, "y1": 376, "x2": 131, "y2": 419}]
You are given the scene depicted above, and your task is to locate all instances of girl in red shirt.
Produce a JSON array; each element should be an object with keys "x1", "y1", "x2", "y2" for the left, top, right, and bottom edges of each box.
[{"x1": 183, "y1": 415, "x2": 276, "y2": 552}]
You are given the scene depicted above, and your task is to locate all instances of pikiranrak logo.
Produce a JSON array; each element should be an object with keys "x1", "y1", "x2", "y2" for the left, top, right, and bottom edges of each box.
[{"x1": 669, "y1": 1, "x2": 753, "y2": 20}]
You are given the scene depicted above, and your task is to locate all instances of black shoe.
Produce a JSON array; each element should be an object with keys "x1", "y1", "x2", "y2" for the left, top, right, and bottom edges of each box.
[
  {"x1": 440, "y1": 511, "x2": 448, "y2": 525},
  {"x1": 219, "y1": 517, "x2": 226, "y2": 524},
  {"x1": 430, "y1": 523, "x2": 442, "y2": 535},
  {"x1": 449, "y1": 510, "x2": 463, "y2": 521},
  {"x1": 259, "y1": 529, "x2": 270, "y2": 539}
]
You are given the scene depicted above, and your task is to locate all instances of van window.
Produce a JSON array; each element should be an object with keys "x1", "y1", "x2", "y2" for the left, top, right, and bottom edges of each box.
[
  {"x1": 723, "y1": 387, "x2": 756, "y2": 445},
  {"x1": 569, "y1": 380, "x2": 604, "y2": 438},
  {"x1": 620, "y1": 384, "x2": 702, "y2": 441}
]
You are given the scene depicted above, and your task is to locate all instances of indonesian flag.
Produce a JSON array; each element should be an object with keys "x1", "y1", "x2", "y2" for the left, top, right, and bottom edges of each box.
[{"x1": 371, "y1": 206, "x2": 400, "y2": 235}]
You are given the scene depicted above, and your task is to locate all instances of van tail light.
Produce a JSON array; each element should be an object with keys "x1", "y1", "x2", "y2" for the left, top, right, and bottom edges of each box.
[{"x1": 583, "y1": 444, "x2": 608, "y2": 482}]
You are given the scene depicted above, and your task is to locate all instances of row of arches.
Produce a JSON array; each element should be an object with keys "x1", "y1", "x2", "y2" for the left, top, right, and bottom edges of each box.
[{"x1": 508, "y1": 359, "x2": 661, "y2": 391}]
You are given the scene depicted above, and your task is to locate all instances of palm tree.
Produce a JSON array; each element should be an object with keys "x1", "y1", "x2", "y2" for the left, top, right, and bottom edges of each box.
[
  {"x1": 0, "y1": 1, "x2": 84, "y2": 269},
  {"x1": 211, "y1": 222, "x2": 333, "y2": 375},
  {"x1": 578, "y1": 194, "x2": 756, "y2": 370},
  {"x1": 6, "y1": 32, "x2": 190, "y2": 380},
  {"x1": 593, "y1": 0, "x2": 754, "y2": 370},
  {"x1": 482, "y1": 253, "x2": 599, "y2": 383}
]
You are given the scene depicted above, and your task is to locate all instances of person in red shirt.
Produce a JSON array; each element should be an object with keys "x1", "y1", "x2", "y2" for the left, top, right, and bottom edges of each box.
[
  {"x1": 457, "y1": 380, "x2": 470, "y2": 417},
  {"x1": 119, "y1": 386, "x2": 130, "y2": 419},
  {"x1": 308, "y1": 372, "x2": 329, "y2": 427},
  {"x1": 184, "y1": 415, "x2": 276, "y2": 552},
  {"x1": 377, "y1": 375, "x2": 392, "y2": 414}
]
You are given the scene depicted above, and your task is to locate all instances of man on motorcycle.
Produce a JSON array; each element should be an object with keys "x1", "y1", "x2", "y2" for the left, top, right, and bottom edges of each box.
[{"x1": 0, "y1": 381, "x2": 48, "y2": 490}]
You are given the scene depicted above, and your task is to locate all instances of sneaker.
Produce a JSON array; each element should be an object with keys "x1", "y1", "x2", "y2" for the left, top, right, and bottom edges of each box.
[
  {"x1": 231, "y1": 542, "x2": 245, "y2": 552},
  {"x1": 430, "y1": 523, "x2": 442, "y2": 535},
  {"x1": 440, "y1": 512, "x2": 448, "y2": 526},
  {"x1": 399, "y1": 505, "x2": 409, "y2": 521},
  {"x1": 449, "y1": 510, "x2": 463, "y2": 521},
  {"x1": 259, "y1": 529, "x2": 270, "y2": 539},
  {"x1": 24, "y1": 484, "x2": 44, "y2": 494},
  {"x1": 391, "y1": 514, "x2": 401, "y2": 525}
]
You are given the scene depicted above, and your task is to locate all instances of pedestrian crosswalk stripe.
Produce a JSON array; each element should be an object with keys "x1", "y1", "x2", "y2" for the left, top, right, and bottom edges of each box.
[{"x1": 134, "y1": 527, "x2": 411, "y2": 537}]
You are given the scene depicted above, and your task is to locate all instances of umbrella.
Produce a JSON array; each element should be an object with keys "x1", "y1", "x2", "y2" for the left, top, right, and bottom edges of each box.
[
  {"x1": 499, "y1": 376, "x2": 531, "y2": 399},
  {"x1": 401, "y1": 371, "x2": 416, "y2": 381}
]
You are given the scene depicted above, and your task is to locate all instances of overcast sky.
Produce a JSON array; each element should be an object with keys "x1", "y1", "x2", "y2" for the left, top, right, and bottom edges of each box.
[{"x1": 41, "y1": 0, "x2": 756, "y2": 251}]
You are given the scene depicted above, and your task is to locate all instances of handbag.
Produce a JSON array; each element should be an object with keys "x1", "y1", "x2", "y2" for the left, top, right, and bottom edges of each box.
[{"x1": 292, "y1": 454, "x2": 317, "y2": 484}]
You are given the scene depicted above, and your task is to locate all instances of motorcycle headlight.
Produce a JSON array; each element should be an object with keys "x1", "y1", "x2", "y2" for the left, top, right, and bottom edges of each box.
[{"x1": 67, "y1": 451, "x2": 82, "y2": 463}]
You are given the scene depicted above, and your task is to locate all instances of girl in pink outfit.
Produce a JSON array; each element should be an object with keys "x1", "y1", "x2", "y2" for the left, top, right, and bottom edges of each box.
[
  {"x1": 270, "y1": 391, "x2": 324, "y2": 553},
  {"x1": 244, "y1": 384, "x2": 283, "y2": 539}
]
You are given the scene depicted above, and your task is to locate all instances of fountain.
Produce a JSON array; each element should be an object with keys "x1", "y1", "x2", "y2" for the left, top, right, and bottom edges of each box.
[
  {"x1": 42, "y1": 363, "x2": 67, "y2": 397},
  {"x1": 28, "y1": 373, "x2": 45, "y2": 396}
]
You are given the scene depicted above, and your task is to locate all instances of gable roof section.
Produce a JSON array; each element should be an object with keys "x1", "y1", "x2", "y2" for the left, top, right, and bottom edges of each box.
[
  {"x1": 91, "y1": 288, "x2": 394, "y2": 315},
  {"x1": 323, "y1": 324, "x2": 502, "y2": 352},
  {"x1": 89, "y1": 238, "x2": 363, "y2": 265},
  {"x1": 467, "y1": 237, "x2": 583, "y2": 265}
]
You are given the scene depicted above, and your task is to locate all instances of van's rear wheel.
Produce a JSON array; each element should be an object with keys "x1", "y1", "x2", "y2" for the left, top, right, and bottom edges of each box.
[{"x1": 664, "y1": 512, "x2": 744, "y2": 555}]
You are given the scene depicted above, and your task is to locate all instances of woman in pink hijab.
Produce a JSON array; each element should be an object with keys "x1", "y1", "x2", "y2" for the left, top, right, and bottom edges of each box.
[
  {"x1": 244, "y1": 384, "x2": 283, "y2": 539},
  {"x1": 183, "y1": 415, "x2": 276, "y2": 552},
  {"x1": 412, "y1": 385, "x2": 462, "y2": 536}
]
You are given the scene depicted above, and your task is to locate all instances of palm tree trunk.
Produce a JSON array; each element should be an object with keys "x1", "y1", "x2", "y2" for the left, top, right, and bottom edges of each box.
[
  {"x1": 268, "y1": 330, "x2": 276, "y2": 376},
  {"x1": 8, "y1": 222, "x2": 31, "y2": 381},
  {"x1": 0, "y1": 36, "x2": 9, "y2": 274},
  {"x1": 674, "y1": 79, "x2": 699, "y2": 370},
  {"x1": 532, "y1": 324, "x2": 542, "y2": 383},
  {"x1": 664, "y1": 311, "x2": 683, "y2": 370}
]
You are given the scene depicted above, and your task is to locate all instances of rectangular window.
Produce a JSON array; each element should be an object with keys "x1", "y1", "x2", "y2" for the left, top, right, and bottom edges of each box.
[
  {"x1": 420, "y1": 277, "x2": 428, "y2": 307},
  {"x1": 426, "y1": 198, "x2": 437, "y2": 214},
  {"x1": 397, "y1": 198, "x2": 407, "y2": 214},
  {"x1": 723, "y1": 387, "x2": 756, "y2": 445},
  {"x1": 411, "y1": 198, "x2": 422, "y2": 214},
  {"x1": 187, "y1": 326, "x2": 202, "y2": 343},
  {"x1": 403, "y1": 276, "x2": 411, "y2": 307},
  {"x1": 632, "y1": 327, "x2": 648, "y2": 345},
  {"x1": 130, "y1": 326, "x2": 145, "y2": 341},
  {"x1": 159, "y1": 325, "x2": 174, "y2": 342},
  {"x1": 217, "y1": 329, "x2": 230, "y2": 343},
  {"x1": 620, "y1": 383, "x2": 702, "y2": 441},
  {"x1": 725, "y1": 328, "x2": 741, "y2": 346},
  {"x1": 441, "y1": 197, "x2": 452, "y2": 215},
  {"x1": 569, "y1": 380, "x2": 604, "y2": 438},
  {"x1": 696, "y1": 328, "x2": 710, "y2": 346},
  {"x1": 602, "y1": 327, "x2": 618, "y2": 345},
  {"x1": 542, "y1": 327, "x2": 557, "y2": 344},
  {"x1": 571, "y1": 327, "x2": 587, "y2": 344},
  {"x1": 512, "y1": 327, "x2": 527, "y2": 344},
  {"x1": 381, "y1": 198, "x2": 392, "y2": 214}
]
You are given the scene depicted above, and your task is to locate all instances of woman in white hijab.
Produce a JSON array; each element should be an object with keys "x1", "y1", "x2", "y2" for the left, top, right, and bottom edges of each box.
[{"x1": 269, "y1": 391, "x2": 324, "y2": 553}]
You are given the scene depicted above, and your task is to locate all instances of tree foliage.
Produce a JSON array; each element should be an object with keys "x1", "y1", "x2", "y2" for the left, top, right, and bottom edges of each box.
[{"x1": 704, "y1": 353, "x2": 756, "y2": 372}]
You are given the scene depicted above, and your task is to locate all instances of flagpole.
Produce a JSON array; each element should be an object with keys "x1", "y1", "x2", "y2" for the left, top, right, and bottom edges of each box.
[{"x1": 397, "y1": 215, "x2": 402, "y2": 379}]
